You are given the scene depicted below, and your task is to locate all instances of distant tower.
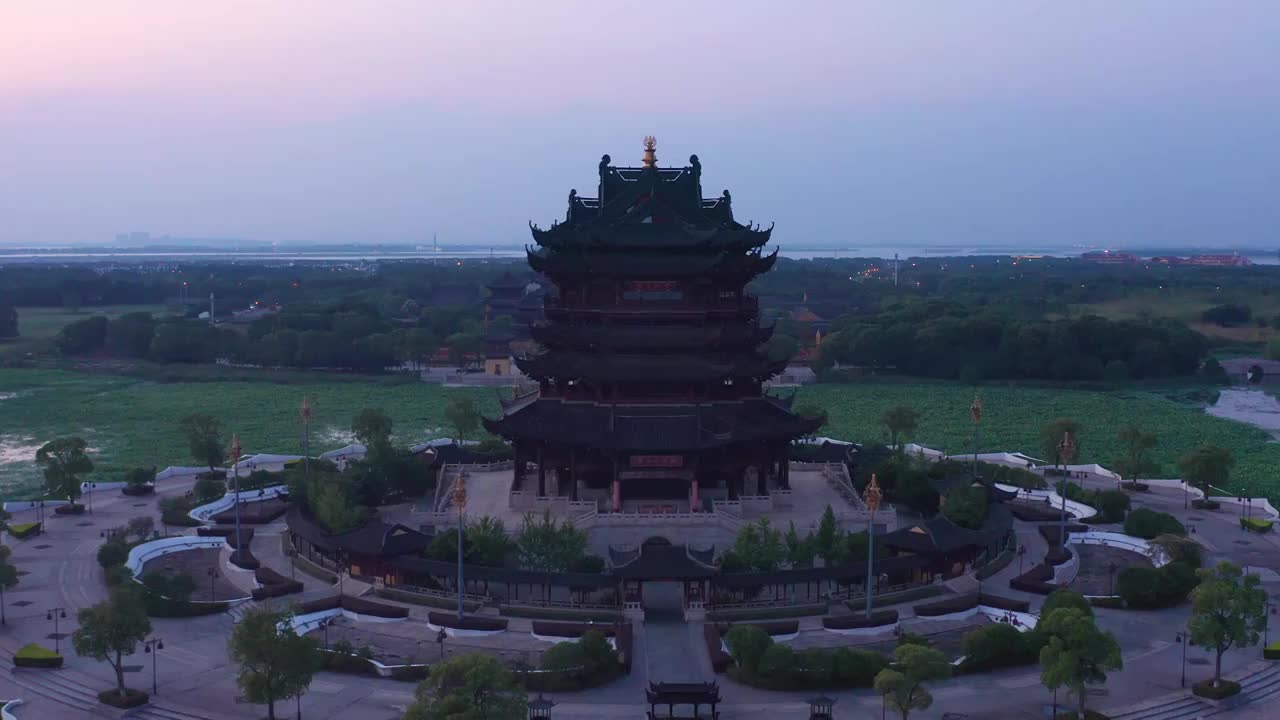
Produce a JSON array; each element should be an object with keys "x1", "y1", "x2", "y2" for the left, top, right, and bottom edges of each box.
[{"x1": 893, "y1": 253, "x2": 899, "y2": 287}]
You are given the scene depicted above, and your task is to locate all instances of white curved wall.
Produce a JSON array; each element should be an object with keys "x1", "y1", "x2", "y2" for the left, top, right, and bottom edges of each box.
[
  {"x1": 188, "y1": 484, "x2": 288, "y2": 522},
  {"x1": 1067, "y1": 531, "x2": 1169, "y2": 568},
  {"x1": 125, "y1": 535, "x2": 252, "y2": 603},
  {"x1": 1, "y1": 699, "x2": 22, "y2": 720},
  {"x1": 996, "y1": 484, "x2": 1095, "y2": 519}
]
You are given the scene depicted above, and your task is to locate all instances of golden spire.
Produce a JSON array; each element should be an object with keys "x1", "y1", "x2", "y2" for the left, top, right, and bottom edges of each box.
[
  {"x1": 863, "y1": 473, "x2": 883, "y2": 513},
  {"x1": 641, "y1": 136, "x2": 657, "y2": 168}
]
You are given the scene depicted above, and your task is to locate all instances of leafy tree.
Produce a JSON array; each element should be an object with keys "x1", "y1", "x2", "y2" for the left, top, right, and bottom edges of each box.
[
  {"x1": 444, "y1": 332, "x2": 485, "y2": 369},
  {"x1": 306, "y1": 474, "x2": 368, "y2": 534},
  {"x1": 515, "y1": 510, "x2": 588, "y2": 572},
  {"x1": 444, "y1": 395, "x2": 481, "y2": 442},
  {"x1": 1114, "y1": 426, "x2": 1158, "y2": 485},
  {"x1": 1038, "y1": 589, "x2": 1093, "y2": 621},
  {"x1": 105, "y1": 312, "x2": 157, "y2": 358},
  {"x1": 941, "y1": 484, "x2": 987, "y2": 530},
  {"x1": 784, "y1": 522, "x2": 816, "y2": 568},
  {"x1": 428, "y1": 516, "x2": 511, "y2": 567},
  {"x1": 880, "y1": 405, "x2": 921, "y2": 451},
  {"x1": 229, "y1": 607, "x2": 322, "y2": 720},
  {"x1": 123, "y1": 466, "x2": 155, "y2": 492},
  {"x1": 36, "y1": 436, "x2": 93, "y2": 503},
  {"x1": 401, "y1": 327, "x2": 439, "y2": 369},
  {"x1": 72, "y1": 588, "x2": 152, "y2": 702},
  {"x1": 1038, "y1": 607, "x2": 1123, "y2": 719},
  {"x1": 1151, "y1": 534, "x2": 1202, "y2": 568},
  {"x1": 403, "y1": 653, "x2": 525, "y2": 720},
  {"x1": 1123, "y1": 507, "x2": 1185, "y2": 539},
  {"x1": 351, "y1": 407, "x2": 394, "y2": 456},
  {"x1": 792, "y1": 402, "x2": 827, "y2": 436},
  {"x1": 1040, "y1": 418, "x2": 1083, "y2": 466},
  {"x1": 724, "y1": 625, "x2": 773, "y2": 677},
  {"x1": 56, "y1": 315, "x2": 108, "y2": 354},
  {"x1": 193, "y1": 476, "x2": 226, "y2": 504},
  {"x1": 97, "y1": 540, "x2": 129, "y2": 569},
  {"x1": 0, "y1": 544, "x2": 18, "y2": 625},
  {"x1": 126, "y1": 515, "x2": 155, "y2": 541},
  {"x1": 732, "y1": 518, "x2": 786, "y2": 572},
  {"x1": 1189, "y1": 561, "x2": 1267, "y2": 688},
  {"x1": 873, "y1": 644, "x2": 952, "y2": 720},
  {"x1": 814, "y1": 505, "x2": 843, "y2": 564},
  {"x1": 179, "y1": 413, "x2": 225, "y2": 472},
  {"x1": 1178, "y1": 444, "x2": 1234, "y2": 498}
]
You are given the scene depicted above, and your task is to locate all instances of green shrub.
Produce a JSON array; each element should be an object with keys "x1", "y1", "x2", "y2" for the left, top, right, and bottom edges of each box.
[
  {"x1": 724, "y1": 625, "x2": 772, "y2": 676},
  {"x1": 1192, "y1": 499, "x2": 1220, "y2": 510},
  {"x1": 193, "y1": 477, "x2": 226, "y2": 504},
  {"x1": 960, "y1": 623, "x2": 1037, "y2": 672},
  {"x1": 97, "y1": 689, "x2": 149, "y2": 708},
  {"x1": 756, "y1": 643, "x2": 797, "y2": 686},
  {"x1": 378, "y1": 587, "x2": 484, "y2": 612},
  {"x1": 708, "y1": 604, "x2": 826, "y2": 621},
  {"x1": 1123, "y1": 508, "x2": 1185, "y2": 539},
  {"x1": 97, "y1": 540, "x2": 129, "y2": 569},
  {"x1": 1151, "y1": 534, "x2": 1203, "y2": 568},
  {"x1": 1116, "y1": 562, "x2": 1199, "y2": 609},
  {"x1": 499, "y1": 604, "x2": 621, "y2": 622},
  {"x1": 897, "y1": 631, "x2": 931, "y2": 648},
  {"x1": 1040, "y1": 589, "x2": 1093, "y2": 619},
  {"x1": 104, "y1": 565, "x2": 134, "y2": 587},
  {"x1": 8, "y1": 522, "x2": 40, "y2": 539},
  {"x1": 865, "y1": 584, "x2": 945, "y2": 609},
  {"x1": 1240, "y1": 517, "x2": 1273, "y2": 533},
  {"x1": 831, "y1": 647, "x2": 884, "y2": 687},
  {"x1": 160, "y1": 507, "x2": 200, "y2": 527},
  {"x1": 1264, "y1": 641, "x2": 1280, "y2": 661},
  {"x1": 14, "y1": 643, "x2": 63, "y2": 668},
  {"x1": 1089, "y1": 596, "x2": 1126, "y2": 609},
  {"x1": 1192, "y1": 679, "x2": 1241, "y2": 700},
  {"x1": 1095, "y1": 490, "x2": 1131, "y2": 523}
]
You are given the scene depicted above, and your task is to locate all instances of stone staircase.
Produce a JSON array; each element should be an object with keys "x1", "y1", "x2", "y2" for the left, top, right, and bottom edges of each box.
[{"x1": 1108, "y1": 660, "x2": 1280, "y2": 720}]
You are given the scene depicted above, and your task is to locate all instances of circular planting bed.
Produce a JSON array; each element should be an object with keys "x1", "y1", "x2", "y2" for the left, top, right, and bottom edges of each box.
[
  {"x1": 140, "y1": 547, "x2": 242, "y2": 602},
  {"x1": 1070, "y1": 543, "x2": 1153, "y2": 596}
]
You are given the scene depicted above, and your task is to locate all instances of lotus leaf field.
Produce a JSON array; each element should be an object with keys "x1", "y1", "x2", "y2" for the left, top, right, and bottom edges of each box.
[{"x1": 0, "y1": 369, "x2": 1276, "y2": 501}]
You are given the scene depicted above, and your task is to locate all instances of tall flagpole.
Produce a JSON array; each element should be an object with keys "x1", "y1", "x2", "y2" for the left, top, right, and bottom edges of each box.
[
  {"x1": 863, "y1": 473, "x2": 883, "y2": 617},
  {"x1": 453, "y1": 472, "x2": 468, "y2": 618},
  {"x1": 970, "y1": 394, "x2": 983, "y2": 479},
  {"x1": 300, "y1": 397, "x2": 313, "y2": 483},
  {"x1": 1057, "y1": 432, "x2": 1075, "y2": 551},
  {"x1": 231, "y1": 434, "x2": 242, "y2": 565}
]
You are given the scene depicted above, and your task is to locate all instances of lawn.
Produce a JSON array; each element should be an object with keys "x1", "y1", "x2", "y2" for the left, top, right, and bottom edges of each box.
[
  {"x1": 796, "y1": 383, "x2": 1280, "y2": 498},
  {"x1": 0, "y1": 368, "x2": 494, "y2": 500},
  {"x1": 1, "y1": 368, "x2": 1276, "y2": 503},
  {"x1": 1068, "y1": 289, "x2": 1280, "y2": 344}
]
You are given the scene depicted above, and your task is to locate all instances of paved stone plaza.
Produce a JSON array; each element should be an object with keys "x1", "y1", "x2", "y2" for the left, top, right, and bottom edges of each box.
[{"x1": 3, "y1": 467, "x2": 1280, "y2": 719}]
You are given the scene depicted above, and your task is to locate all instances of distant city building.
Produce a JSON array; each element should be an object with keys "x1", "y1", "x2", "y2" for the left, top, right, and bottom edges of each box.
[
  {"x1": 1080, "y1": 251, "x2": 1139, "y2": 264},
  {"x1": 1187, "y1": 254, "x2": 1252, "y2": 267}
]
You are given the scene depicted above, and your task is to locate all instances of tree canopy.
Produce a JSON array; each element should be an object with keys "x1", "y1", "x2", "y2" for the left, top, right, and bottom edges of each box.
[
  {"x1": 874, "y1": 643, "x2": 952, "y2": 720},
  {"x1": 1114, "y1": 426, "x2": 1159, "y2": 483},
  {"x1": 1178, "y1": 444, "x2": 1234, "y2": 495},
  {"x1": 1189, "y1": 561, "x2": 1267, "y2": 687},
  {"x1": 1040, "y1": 418, "x2": 1083, "y2": 466},
  {"x1": 880, "y1": 405, "x2": 922, "y2": 450},
  {"x1": 229, "y1": 608, "x2": 321, "y2": 720},
  {"x1": 179, "y1": 413, "x2": 225, "y2": 472},
  {"x1": 36, "y1": 436, "x2": 93, "y2": 503},
  {"x1": 72, "y1": 588, "x2": 152, "y2": 700},
  {"x1": 403, "y1": 653, "x2": 526, "y2": 720},
  {"x1": 515, "y1": 510, "x2": 589, "y2": 573},
  {"x1": 1038, "y1": 607, "x2": 1123, "y2": 719}
]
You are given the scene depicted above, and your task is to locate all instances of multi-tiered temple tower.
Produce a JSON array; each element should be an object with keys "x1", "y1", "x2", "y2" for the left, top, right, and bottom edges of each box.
[{"x1": 485, "y1": 139, "x2": 822, "y2": 512}]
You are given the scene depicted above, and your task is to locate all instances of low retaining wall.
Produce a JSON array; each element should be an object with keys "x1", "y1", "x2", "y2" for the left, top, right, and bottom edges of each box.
[
  {"x1": 995, "y1": 484, "x2": 1095, "y2": 519},
  {"x1": 126, "y1": 535, "x2": 252, "y2": 604},
  {"x1": 188, "y1": 485, "x2": 288, "y2": 522},
  {"x1": 80, "y1": 481, "x2": 128, "y2": 494},
  {"x1": 2, "y1": 500, "x2": 69, "y2": 513},
  {"x1": 1067, "y1": 531, "x2": 1169, "y2": 568},
  {"x1": 977, "y1": 606, "x2": 1038, "y2": 631},
  {"x1": 1, "y1": 699, "x2": 22, "y2": 720}
]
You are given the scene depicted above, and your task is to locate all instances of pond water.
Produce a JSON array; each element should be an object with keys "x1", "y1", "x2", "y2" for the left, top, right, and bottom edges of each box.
[{"x1": 1207, "y1": 388, "x2": 1280, "y2": 440}]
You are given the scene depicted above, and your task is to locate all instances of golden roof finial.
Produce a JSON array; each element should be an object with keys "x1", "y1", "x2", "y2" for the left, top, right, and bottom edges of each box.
[
  {"x1": 642, "y1": 136, "x2": 657, "y2": 168},
  {"x1": 864, "y1": 473, "x2": 883, "y2": 513}
]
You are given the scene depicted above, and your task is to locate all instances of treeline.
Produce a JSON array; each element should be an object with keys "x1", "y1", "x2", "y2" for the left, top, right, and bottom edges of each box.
[
  {"x1": 54, "y1": 300, "x2": 495, "y2": 370},
  {"x1": 816, "y1": 299, "x2": 1209, "y2": 382}
]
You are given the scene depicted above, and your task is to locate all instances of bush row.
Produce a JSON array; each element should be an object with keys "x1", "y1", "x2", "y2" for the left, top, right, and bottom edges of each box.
[
  {"x1": 707, "y1": 603, "x2": 827, "y2": 622},
  {"x1": 251, "y1": 566, "x2": 303, "y2": 601},
  {"x1": 1009, "y1": 562, "x2": 1057, "y2": 595},
  {"x1": 298, "y1": 595, "x2": 410, "y2": 619},
  {"x1": 1008, "y1": 503, "x2": 1065, "y2": 522},
  {"x1": 14, "y1": 642, "x2": 63, "y2": 668},
  {"x1": 974, "y1": 549, "x2": 1015, "y2": 580},
  {"x1": 98, "y1": 689, "x2": 149, "y2": 709},
  {"x1": 9, "y1": 522, "x2": 41, "y2": 540},
  {"x1": 1116, "y1": 562, "x2": 1199, "y2": 609},
  {"x1": 705, "y1": 624, "x2": 733, "y2": 673},
  {"x1": 426, "y1": 611, "x2": 506, "y2": 631},
  {"x1": 532, "y1": 621, "x2": 620, "y2": 639},
  {"x1": 978, "y1": 593, "x2": 1032, "y2": 613},
  {"x1": 914, "y1": 594, "x2": 980, "y2": 617},
  {"x1": 1241, "y1": 517, "x2": 1273, "y2": 533},
  {"x1": 822, "y1": 609, "x2": 898, "y2": 630},
  {"x1": 716, "y1": 620, "x2": 799, "y2": 637},
  {"x1": 379, "y1": 587, "x2": 485, "y2": 613},
  {"x1": 1124, "y1": 508, "x2": 1186, "y2": 539},
  {"x1": 498, "y1": 604, "x2": 621, "y2": 622},
  {"x1": 724, "y1": 625, "x2": 886, "y2": 690}
]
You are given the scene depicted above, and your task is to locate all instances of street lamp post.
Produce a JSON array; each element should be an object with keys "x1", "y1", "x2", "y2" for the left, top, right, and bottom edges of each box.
[
  {"x1": 863, "y1": 474, "x2": 883, "y2": 618},
  {"x1": 46, "y1": 607, "x2": 67, "y2": 654},
  {"x1": 1175, "y1": 631, "x2": 1188, "y2": 688},
  {"x1": 143, "y1": 637, "x2": 164, "y2": 694},
  {"x1": 454, "y1": 472, "x2": 468, "y2": 618},
  {"x1": 1265, "y1": 602, "x2": 1275, "y2": 651},
  {"x1": 231, "y1": 435, "x2": 243, "y2": 567},
  {"x1": 207, "y1": 567, "x2": 219, "y2": 601},
  {"x1": 1108, "y1": 561, "x2": 1119, "y2": 597},
  {"x1": 1056, "y1": 432, "x2": 1076, "y2": 552},
  {"x1": 87, "y1": 481, "x2": 96, "y2": 514},
  {"x1": 1017, "y1": 545, "x2": 1027, "y2": 575},
  {"x1": 286, "y1": 548, "x2": 297, "y2": 581}
]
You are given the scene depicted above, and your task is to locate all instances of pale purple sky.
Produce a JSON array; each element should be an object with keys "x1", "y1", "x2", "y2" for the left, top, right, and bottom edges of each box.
[{"x1": 1, "y1": 1, "x2": 1277, "y2": 248}]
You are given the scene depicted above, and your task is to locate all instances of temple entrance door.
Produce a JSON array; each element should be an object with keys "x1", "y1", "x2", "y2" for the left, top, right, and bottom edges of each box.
[{"x1": 641, "y1": 581, "x2": 684, "y2": 622}]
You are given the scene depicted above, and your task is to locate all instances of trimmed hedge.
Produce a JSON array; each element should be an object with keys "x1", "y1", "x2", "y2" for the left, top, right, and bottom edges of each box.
[
  {"x1": 380, "y1": 587, "x2": 484, "y2": 613},
  {"x1": 1038, "y1": 524, "x2": 1086, "y2": 547},
  {"x1": 160, "y1": 508, "x2": 201, "y2": 527},
  {"x1": 98, "y1": 689, "x2": 149, "y2": 708},
  {"x1": 1009, "y1": 563, "x2": 1057, "y2": 595},
  {"x1": 974, "y1": 550, "x2": 1014, "y2": 581},
  {"x1": 1116, "y1": 562, "x2": 1199, "y2": 609},
  {"x1": 914, "y1": 594, "x2": 980, "y2": 617},
  {"x1": 1121, "y1": 482, "x2": 1150, "y2": 492},
  {"x1": 717, "y1": 620, "x2": 799, "y2": 637},
  {"x1": 977, "y1": 593, "x2": 1031, "y2": 613},
  {"x1": 142, "y1": 593, "x2": 231, "y2": 618},
  {"x1": 251, "y1": 566, "x2": 303, "y2": 601},
  {"x1": 1089, "y1": 596, "x2": 1125, "y2": 609},
  {"x1": 707, "y1": 603, "x2": 826, "y2": 622},
  {"x1": 822, "y1": 609, "x2": 898, "y2": 630},
  {"x1": 299, "y1": 595, "x2": 410, "y2": 619},
  {"x1": 54, "y1": 503, "x2": 86, "y2": 515},
  {"x1": 532, "y1": 621, "x2": 620, "y2": 639},
  {"x1": 1009, "y1": 504, "x2": 1066, "y2": 522},
  {"x1": 9, "y1": 522, "x2": 41, "y2": 539},
  {"x1": 958, "y1": 623, "x2": 1038, "y2": 673},
  {"x1": 121, "y1": 484, "x2": 155, "y2": 496},
  {"x1": 212, "y1": 502, "x2": 289, "y2": 525},
  {"x1": 1241, "y1": 517, "x2": 1273, "y2": 533},
  {"x1": 1192, "y1": 679, "x2": 1241, "y2": 700},
  {"x1": 869, "y1": 584, "x2": 945, "y2": 608},
  {"x1": 229, "y1": 548, "x2": 260, "y2": 571},
  {"x1": 1045, "y1": 547, "x2": 1074, "y2": 566},
  {"x1": 616, "y1": 622, "x2": 634, "y2": 673},
  {"x1": 705, "y1": 624, "x2": 733, "y2": 672},
  {"x1": 14, "y1": 643, "x2": 63, "y2": 668},
  {"x1": 1124, "y1": 508, "x2": 1185, "y2": 539},
  {"x1": 499, "y1": 604, "x2": 621, "y2": 622},
  {"x1": 1192, "y1": 499, "x2": 1220, "y2": 510},
  {"x1": 1264, "y1": 641, "x2": 1280, "y2": 661},
  {"x1": 427, "y1": 611, "x2": 507, "y2": 631}
]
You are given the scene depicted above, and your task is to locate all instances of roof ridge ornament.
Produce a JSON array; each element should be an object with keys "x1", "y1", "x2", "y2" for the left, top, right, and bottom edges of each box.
[{"x1": 642, "y1": 136, "x2": 657, "y2": 168}]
